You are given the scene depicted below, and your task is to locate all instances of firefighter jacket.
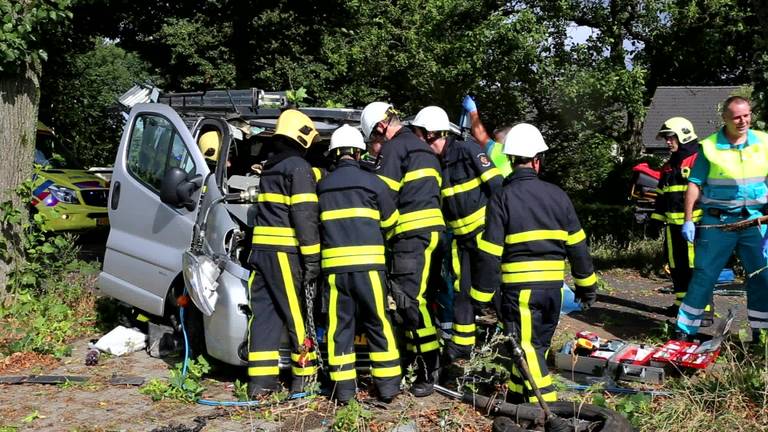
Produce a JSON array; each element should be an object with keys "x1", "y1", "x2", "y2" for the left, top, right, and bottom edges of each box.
[
  {"x1": 317, "y1": 159, "x2": 398, "y2": 273},
  {"x1": 251, "y1": 148, "x2": 320, "y2": 266},
  {"x1": 377, "y1": 127, "x2": 444, "y2": 238},
  {"x1": 441, "y1": 136, "x2": 503, "y2": 239},
  {"x1": 473, "y1": 168, "x2": 596, "y2": 302},
  {"x1": 690, "y1": 128, "x2": 768, "y2": 220},
  {"x1": 651, "y1": 141, "x2": 701, "y2": 225}
]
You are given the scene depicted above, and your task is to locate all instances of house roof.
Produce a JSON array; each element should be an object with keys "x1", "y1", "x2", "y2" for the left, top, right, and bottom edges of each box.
[{"x1": 641, "y1": 86, "x2": 743, "y2": 151}]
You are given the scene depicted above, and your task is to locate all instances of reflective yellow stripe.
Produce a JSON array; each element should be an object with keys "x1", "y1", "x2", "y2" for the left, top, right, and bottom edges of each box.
[
  {"x1": 249, "y1": 351, "x2": 279, "y2": 361},
  {"x1": 290, "y1": 351, "x2": 317, "y2": 362},
  {"x1": 452, "y1": 334, "x2": 476, "y2": 346},
  {"x1": 403, "y1": 168, "x2": 442, "y2": 187},
  {"x1": 300, "y1": 243, "x2": 320, "y2": 255},
  {"x1": 519, "y1": 290, "x2": 548, "y2": 390},
  {"x1": 662, "y1": 185, "x2": 688, "y2": 193},
  {"x1": 573, "y1": 273, "x2": 597, "y2": 287},
  {"x1": 370, "y1": 271, "x2": 398, "y2": 363},
  {"x1": 451, "y1": 240, "x2": 460, "y2": 292},
  {"x1": 252, "y1": 236, "x2": 299, "y2": 246},
  {"x1": 312, "y1": 167, "x2": 323, "y2": 182},
  {"x1": 447, "y1": 207, "x2": 485, "y2": 232},
  {"x1": 278, "y1": 252, "x2": 305, "y2": 342},
  {"x1": 323, "y1": 245, "x2": 385, "y2": 258},
  {"x1": 371, "y1": 365, "x2": 401, "y2": 378},
  {"x1": 506, "y1": 230, "x2": 567, "y2": 244},
  {"x1": 248, "y1": 366, "x2": 279, "y2": 376},
  {"x1": 412, "y1": 326, "x2": 437, "y2": 338},
  {"x1": 328, "y1": 274, "x2": 339, "y2": 370},
  {"x1": 398, "y1": 208, "x2": 443, "y2": 223},
  {"x1": 506, "y1": 381, "x2": 524, "y2": 393},
  {"x1": 381, "y1": 209, "x2": 399, "y2": 229},
  {"x1": 477, "y1": 237, "x2": 503, "y2": 257},
  {"x1": 330, "y1": 369, "x2": 357, "y2": 381},
  {"x1": 442, "y1": 177, "x2": 480, "y2": 198},
  {"x1": 328, "y1": 352, "x2": 356, "y2": 366},
  {"x1": 470, "y1": 287, "x2": 494, "y2": 302},
  {"x1": 480, "y1": 167, "x2": 501, "y2": 183},
  {"x1": 291, "y1": 193, "x2": 318, "y2": 204},
  {"x1": 566, "y1": 229, "x2": 586, "y2": 245},
  {"x1": 502, "y1": 260, "x2": 565, "y2": 272},
  {"x1": 321, "y1": 208, "x2": 380, "y2": 221},
  {"x1": 292, "y1": 365, "x2": 317, "y2": 376},
  {"x1": 452, "y1": 323, "x2": 476, "y2": 333},
  {"x1": 502, "y1": 271, "x2": 564, "y2": 283},
  {"x1": 417, "y1": 232, "x2": 439, "y2": 330},
  {"x1": 258, "y1": 193, "x2": 290, "y2": 204},
  {"x1": 666, "y1": 209, "x2": 703, "y2": 224},
  {"x1": 253, "y1": 226, "x2": 296, "y2": 236},
  {"x1": 530, "y1": 392, "x2": 557, "y2": 403},
  {"x1": 369, "y1": 350, "x2": 399, "y2": 362},
  {"x1": 688, "y1": 239, "x2": 695, "y2": 268},
  {"x1": 406, "y1": 341, "x2": 440, "y2": 353},
  {"x1": 377, "y1": 174, "x2": 401, "y2": 192},
  {"x1": 651, "y1": 212, "x2": 666, "y2": 222},
  {"x1": 322, "y1": 255, "x2": 386, "y2": 268},
  {"x1": 666, "y1": 225, "x2": 675, "y2": 269}
]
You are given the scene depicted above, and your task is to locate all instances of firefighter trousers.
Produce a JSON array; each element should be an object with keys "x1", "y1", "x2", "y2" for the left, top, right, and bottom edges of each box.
[
  {"x1": 390, "y1": 231, "x2": 441, "y2": 380},
  {"x1": 247, "y1": 250, "x2": 317, "y2": 393},
  {"x1": 326, "y1": 270, "x2": 401, "y2": 401},
  {"x1": 445, "y1": 234, "x2": 482, "y2": 360},
  {"x1": 499, "y1": 284, "x2": 560, "y2": 404},
  {"x1": 664, "y1": 224, "x2": 694, "y2": 306}
]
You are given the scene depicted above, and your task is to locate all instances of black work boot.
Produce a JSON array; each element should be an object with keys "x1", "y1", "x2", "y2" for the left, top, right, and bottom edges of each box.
[
  {"x1": 409, "y1": 351, "x2": 438, "y2": 397},
  {"x1": 248, "y1": 380, "x2": 278, "y2": 399}
]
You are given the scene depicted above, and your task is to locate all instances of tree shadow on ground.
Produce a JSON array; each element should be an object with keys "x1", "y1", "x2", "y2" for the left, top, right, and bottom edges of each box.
[
  {"x1": 595, "y1": 293, "x2": 673, "y2": 317},
  {"x1": 566, "y1": 306, "x2": 669, "y2": 341}
]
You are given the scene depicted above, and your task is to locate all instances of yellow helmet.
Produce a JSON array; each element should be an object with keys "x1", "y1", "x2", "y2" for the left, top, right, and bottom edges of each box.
[
  {"x1": 657, "y1": 117, "x2": 697, "y2": 144},
  {"x1": 198, "y1": 131, "x2": 220, "y2": 161},
  {"x1": 274, "y1": 109, "x2": 318, "y2": 148}
]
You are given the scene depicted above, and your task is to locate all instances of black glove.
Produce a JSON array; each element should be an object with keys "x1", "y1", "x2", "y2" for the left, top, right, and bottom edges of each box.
[
  {"x1": 303, "y1": 260, "x2": 321, "y2": 283},
  {"x1": 391, "y1": 283, "x2": 420, "y2": 329},
  {"x1": 575, "y1": 285, "x2": 597, "y2": 310}
]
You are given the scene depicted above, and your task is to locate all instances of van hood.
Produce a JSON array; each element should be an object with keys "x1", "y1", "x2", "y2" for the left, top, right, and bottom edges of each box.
[{"x1": 40, "y1": 169, "x2": 108, "y2": 190}]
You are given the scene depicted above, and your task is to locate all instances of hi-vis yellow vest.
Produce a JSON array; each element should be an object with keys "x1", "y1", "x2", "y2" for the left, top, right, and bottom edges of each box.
[{"x1": 700, "y1": 129, "x2": 768, "y2": 212}]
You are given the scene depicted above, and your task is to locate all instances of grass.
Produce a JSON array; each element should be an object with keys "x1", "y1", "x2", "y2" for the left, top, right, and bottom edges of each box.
[{"x1": 590, "y1": 234, "x2": 665, "y2": 274}]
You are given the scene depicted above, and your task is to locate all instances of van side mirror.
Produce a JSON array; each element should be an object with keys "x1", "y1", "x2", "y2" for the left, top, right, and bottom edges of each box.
[{"x1": 160, "y1": 167, "x2": 203, "y2": 211}]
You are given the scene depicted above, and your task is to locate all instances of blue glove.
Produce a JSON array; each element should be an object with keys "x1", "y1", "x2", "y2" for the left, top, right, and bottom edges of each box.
[
  {"x1": 762, "y1": 231, "x2": 768, "y2": 259},
  {"x1": 682, "y1": 220, "x2": 696, "y2": 243},
  {"x1": 462, "y1": 95, "x2": 477, "y2": 113}
]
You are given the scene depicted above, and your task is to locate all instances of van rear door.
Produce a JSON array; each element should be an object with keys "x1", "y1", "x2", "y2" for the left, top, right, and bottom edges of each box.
[{"x1": 98, "y1": 104, "x2": 209, "y2": 316}]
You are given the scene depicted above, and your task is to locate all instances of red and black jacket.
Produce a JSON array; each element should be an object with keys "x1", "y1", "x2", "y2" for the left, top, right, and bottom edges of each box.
[{"x1": 651, "y1": 141, "x2": 701, "y2": 225}]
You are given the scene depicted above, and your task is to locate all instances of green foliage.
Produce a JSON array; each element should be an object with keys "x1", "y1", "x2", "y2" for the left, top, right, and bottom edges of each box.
[
  {"x1": 0, "y1": 0, "x2": 72, "y2": 73},
  {"x1": 331, "y1": 399, "x2": 372, "y2": 431},
  {"x1": 589, "y1": 234, "x2": 664, "y2": 273},
  {"x1": 0, "y1": 261, "x2": 99, "y2": 358},
  {"x1": 286, "y1": 87, "x2": 309, "y2": 106},
  {"x1": 0, "y1": 169, "x2": 80, "y2": 293},
  {"x1": 39, "y1": 39, "x2": 154, "y2": 167},
  {"x1": 233, "y1": 378, "x2": 248, "y2": 402},
  {"x1": 140, "y1": 356, "x2": 211, "y2": 403},
  {"x1": 592, "y1": 392, "x2": 652, "y2": 427}
]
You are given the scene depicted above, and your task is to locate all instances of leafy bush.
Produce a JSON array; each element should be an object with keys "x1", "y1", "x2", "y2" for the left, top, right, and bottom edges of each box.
[{"x1": 140, "y1": 356, "x2": 211, "y2": 403}]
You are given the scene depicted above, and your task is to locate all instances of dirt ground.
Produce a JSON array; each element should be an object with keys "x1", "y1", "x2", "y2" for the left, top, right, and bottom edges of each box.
[{"x1": 0, "y1": 267, "x2": 750, "y2": 432}]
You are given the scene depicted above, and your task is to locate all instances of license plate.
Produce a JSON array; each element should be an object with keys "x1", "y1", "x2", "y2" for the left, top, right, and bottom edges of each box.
[{"x1": 96, "y1": 217, "x2": 109, "y2": 226}]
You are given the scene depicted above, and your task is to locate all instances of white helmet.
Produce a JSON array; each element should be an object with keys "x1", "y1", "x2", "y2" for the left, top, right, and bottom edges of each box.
[
  {"x1": 412, "y1": 106, "x2": 451, "y2": 132},
  {"x1": 360, "y1": 101, "x2": 393, "y2": 139},
  {"x1": 329, "y1": 124, "x2": 366, "y2": 151},
  {"x1": 502, "y1": 123, "x2": 548, "y2": 157}
]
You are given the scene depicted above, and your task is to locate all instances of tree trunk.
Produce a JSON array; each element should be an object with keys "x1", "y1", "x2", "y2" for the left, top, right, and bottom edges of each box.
[{"x1": 0, "y1": 61, "x2": 40, "y2": 299}]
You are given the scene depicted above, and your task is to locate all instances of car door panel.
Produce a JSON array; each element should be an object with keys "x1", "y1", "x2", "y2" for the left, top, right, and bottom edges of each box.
[{"x1": 99, "y1": 104, "x2": 209, "y2": 316}]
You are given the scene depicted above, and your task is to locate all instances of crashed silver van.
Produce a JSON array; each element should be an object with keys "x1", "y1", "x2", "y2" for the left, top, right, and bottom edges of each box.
[{"x1": 97, "y1": 87, "x2": 361, "y2": 366}]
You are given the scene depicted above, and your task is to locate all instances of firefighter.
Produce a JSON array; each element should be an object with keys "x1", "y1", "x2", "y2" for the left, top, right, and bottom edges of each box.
[
  {"x1": 360, "y1": 102, "x2": 445, "y2": 397},
  {"x1": 411, "y1": 106, "x2": 503, "y2": 361},
  {"x1": 472, "y1": 123, "x2": 597, "y2": 403},
  {"x1": 247, "y1": 109, "x2": 320, "y2": 398},
  {"x1": 317, "y1": 124, "x2": 401, "y2": 403},
  {"x1": 650, "y1": 117, "x2": 712, "y2": 321}
]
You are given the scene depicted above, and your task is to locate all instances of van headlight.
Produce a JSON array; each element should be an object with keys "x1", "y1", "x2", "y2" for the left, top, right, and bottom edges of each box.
[
  {"x1": 48, "y1": 185, "x2": 79, "y2": 204},
  {"x1": 182, "y1": 251, "x2": 221, "y2": 317}
]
